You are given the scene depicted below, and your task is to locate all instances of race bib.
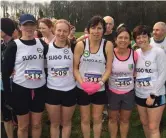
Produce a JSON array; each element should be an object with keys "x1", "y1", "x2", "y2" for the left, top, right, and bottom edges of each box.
[
  {"x1": 136, "y1": 77, "x2": 153, "y2": 88},
  {"x1": 84, "y1": 73, "x2": 102, "y2": 83},
  {"x1": 51, "y1": 67, "x2": 69, "y2": 77},
  {"x1": 115, "y1": 77, "x2": 132, "y2": 87},
  {"x1": 24, "y1": 70, "x2": 42, "y2": 80}
]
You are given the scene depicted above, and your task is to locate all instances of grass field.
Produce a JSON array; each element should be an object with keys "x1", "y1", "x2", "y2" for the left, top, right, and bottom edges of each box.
[
  {"x1": 75, "y1": 32, "x2": 84, "y2": 38},
  {"x1": 2, "y1": 107, "x2": 166, "y2": 138},
  {"x1": 40, "y1": 107, "x2": 166, "y2": 138}
]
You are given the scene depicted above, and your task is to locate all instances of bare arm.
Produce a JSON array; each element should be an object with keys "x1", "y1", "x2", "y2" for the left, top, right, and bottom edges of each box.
[
  {"x1": 73, "y1": 41, "x2": 84, "y2": 85},
  {"x1": 101, "y1": 41, "x2": 113, "y2": 83},
  {"x1": 76, "y1": 34, "x2": 89, "y2": 43}
]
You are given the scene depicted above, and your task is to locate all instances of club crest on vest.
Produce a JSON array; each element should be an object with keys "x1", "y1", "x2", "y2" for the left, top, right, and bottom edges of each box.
[
  {"x1": 83, "y1": 50, "x2": 90, "y2": 58},
  {"x1": 64, "y1": 49, "x2": 69, "y2": 54},
  {"x1": 37, "y1": 48, "x2": 43, "y2": 53},
  {"x1": 145, "y1": 61, "x2": 151, "y2": 67}
]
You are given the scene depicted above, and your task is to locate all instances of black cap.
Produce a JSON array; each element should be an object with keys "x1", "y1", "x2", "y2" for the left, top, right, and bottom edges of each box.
[
  {"x1": 1, "y1": 18, "x2": 16, "y2": 36},
  {"x1": 19, "y1": 14, "x2": 36, "y2": 25}
]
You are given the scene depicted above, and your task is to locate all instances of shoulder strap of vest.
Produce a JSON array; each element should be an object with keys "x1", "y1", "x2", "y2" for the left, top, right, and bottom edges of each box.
[
  {"x1": 71, "y1": 44, "x2": 75, "y2": 54},
  {"x1": 82, "y1": 40, "x2": 86, "y2": 50},
  {"x1": 103, "y1": 39, "x2": 107, "y2": 61},
  {"x1": 71, "y1": 40, "x2": 85, "y2": 54},
  {"x1": 132, "y1": 49, "x2": 136, "y2": 65}
]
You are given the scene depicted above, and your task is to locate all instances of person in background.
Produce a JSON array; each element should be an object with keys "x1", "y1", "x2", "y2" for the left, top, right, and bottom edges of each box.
[
  {"x1": 51, "y1": 18, "x2": 58, "y2": 26},
  {"x1": 150, "y1": 22, "x2": 166, "y2": 53},
  {"x1": 150, "y1": 21, "x2": 166, "y2": 132},
  {"x1": 13, "y1": 20, "x2": 22, "y2": 39},
  {"x1": 39, "y1": 18, "x2": 55, "y2": 44},
  {"x1": 34, "y1": 30, "x2": 43, "y2": 38},
  {"x1": 102, "y1": 16, "x2": 116, "y2": 119},
  {"x1": 68, "y1": 25, "x2": 77, "y2": 48},
  {"x1": 1, "y1": 17, "x2": 16, "y2": 138},
  {"x1": 103, "y1": 16, "x2": 116, "y2": 46},
  {"x1": 76, "y1": 27, "x2": 89, "y2": 43}
]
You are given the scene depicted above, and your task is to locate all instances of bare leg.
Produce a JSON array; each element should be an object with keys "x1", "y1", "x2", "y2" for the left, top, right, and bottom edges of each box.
[
  {"x1": 61, "y1": 105, "x2": 76, "y2": 138},
  {"x1": 80, "y1": 105, "x2": 90, "y2": 138},
  {"x1": 108, "y1": 110, "x2": 119, "y2": 138},
  {"x1": 92, "y1": 104, "x2": 104, "y2": 138},
  {"x1": 46, "y1": 104, "x2": 61, "y2": 138},
  {"x1": 31, "y1": 112, "x2": 43, "y2": 138},
  {"x1": 137, "y1": 105, "x2": 149, "y2": 138},
  {"x1": 147, "y1": 105, "x2": 165, "y2": 138},
  {"x1": 119, "y1": 110, "x2": 132, "y2": 138},
  {"x1": 4, "y1": 121, "x2": 14, "y2": 138},
  {"x1": 17, "y1": 114, "x2": 29, "y2": 138}
]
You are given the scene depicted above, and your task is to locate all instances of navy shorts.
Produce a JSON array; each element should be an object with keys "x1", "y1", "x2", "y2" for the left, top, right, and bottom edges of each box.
[
  {"x1": 136, "y1": 94, "x2": 166, "y2": 108},
  {"x1": 46, "y1": 87, "x2": 77, "y2": 107},
  {"x1": 76, "y1": 87, "x2": 107, "y2": 105},
  {"x1": 11, "y1": 82, "x2": 46, "y2": 115}
]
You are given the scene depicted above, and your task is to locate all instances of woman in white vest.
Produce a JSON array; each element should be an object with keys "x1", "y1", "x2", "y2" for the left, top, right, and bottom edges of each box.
[
  {"x1": 45, "y1": 19, "x2": 76, "y2": 138},
  {"x1": 108, "y1": 26, "x2": 137, "y2": 138},
  {"x1": 39, "y1": 18, "x2": 55, "y2": 44},
  {"x1": 133, "y1": 25, "x2": 166, "y2": 138},
  {"x1": 74, "y1": 16, "x2": 113, "y2": 138},
  {"x1": 2, "y1": 14, "x2": 48, "y2": 138}
]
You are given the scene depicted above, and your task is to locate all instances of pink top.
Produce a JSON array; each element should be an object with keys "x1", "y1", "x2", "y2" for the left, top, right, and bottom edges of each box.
[{"x1": 110, "y1": 48, "x2": 138, "y2": 94}]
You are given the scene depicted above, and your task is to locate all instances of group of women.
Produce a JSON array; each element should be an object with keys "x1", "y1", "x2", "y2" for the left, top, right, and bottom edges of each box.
[{"x1": 2, "y1": 13, "x2": 166, "y2": 138}]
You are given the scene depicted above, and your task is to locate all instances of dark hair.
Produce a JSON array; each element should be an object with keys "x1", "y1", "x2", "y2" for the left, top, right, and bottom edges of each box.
[
  {"x1": 133, "y1": 25, "x2": 151, "y2": 41},
  {"x1": 115, "y1": 26, "x2": 132, "y2": 48},
  {"x1": 87, "y1": 15, "x2": 106, "y2": 34},
  {"x1": 13, "y1": 20, "x2": 22, "y2": 36}
]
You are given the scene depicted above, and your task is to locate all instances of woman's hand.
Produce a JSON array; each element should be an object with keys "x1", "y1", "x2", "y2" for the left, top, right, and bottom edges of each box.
[{"x1": 146, "y1": 96, "x2": 155, "y2": 106}]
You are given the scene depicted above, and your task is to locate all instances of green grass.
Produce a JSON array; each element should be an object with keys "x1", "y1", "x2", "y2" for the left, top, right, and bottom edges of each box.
[
  {"x1": 75, "y1": 32, "x2": 84, "y2": 38},
  {"x1": 41, "y1": 107, "x2": 166, "y2": 138}
]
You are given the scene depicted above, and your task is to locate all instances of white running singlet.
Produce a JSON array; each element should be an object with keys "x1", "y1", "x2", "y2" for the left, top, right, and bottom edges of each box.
[
  {"x1": 77, "y1": 38, "x2": 106, "y2": 92},
  {"x1": 13, "y1": 38, "x2": 46, "y2": 88},
  {"x1": 47, "y1": 43, "x2": 76, "y2": 91}
]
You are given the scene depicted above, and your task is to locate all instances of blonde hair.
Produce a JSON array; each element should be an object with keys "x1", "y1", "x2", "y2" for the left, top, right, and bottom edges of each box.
[
  {"x1": 54, "y1": 19, "x2": 71, "y2": 47},
  {"x1": 51, "y1": 18, "x2": 58, "y2": 25}
]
